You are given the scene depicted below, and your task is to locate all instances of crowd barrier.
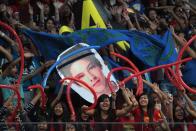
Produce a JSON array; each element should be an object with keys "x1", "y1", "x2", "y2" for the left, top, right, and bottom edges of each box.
[{"x1": 1, "y1": 121, "x2": 195, "y2": 130}]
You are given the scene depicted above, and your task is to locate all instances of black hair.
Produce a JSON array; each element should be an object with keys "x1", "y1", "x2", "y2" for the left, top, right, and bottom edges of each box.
[
  {"x1": 50, "y1": 101, "x2": 70, "y2": 130},
  {"x1": 52, "y1": 101, "x2": 70, "y2": 121},
  {"x1": 94, "y1": 94, "x2": 115, "y2": 121},
  {"x1": 76, "y1": 108, "x2": 91, "y2": 131},
  {"x1": 44, "y1": 17, "x2": 55, "y2": 30},
  {"x1": 37, "y1": 112, "x2": 48, "y2": 122},
  {"x1": 59, "y1": 4, "x2": 72, "y2": 25},
  {"x1": 137, "y1": 92, "x2": 155, "y2": 123},
  {"x1": 173, "y1": 5, "x2": 183, "y2": 13},
  {"x1": 1, "y1": 62, "x2": 11, "y2": 72},
  {"x1": 94, "y1": 94, "x2": 116, "y2": 130},
  {"x1": 147, "y1": 8, "x2": 157, "y2": 17},
  {"x1": 173, "y1": 100, "x2": 186, "y2": 122},
  {"x1": 173, "y1": 101, "x2": 187, "y2": 130}
]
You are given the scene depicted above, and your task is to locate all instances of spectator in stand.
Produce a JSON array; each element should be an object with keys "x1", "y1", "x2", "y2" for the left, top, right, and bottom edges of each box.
[
  {"x1": 36, "y1": 0, "x2": 63, "y2": 32},
  {"x1": 82, "y1": 84, "x2": 133, "y2": 131},
  {"x1": 0, "y1": 0, "x2": 196, "y2": 130},
  {"x1": 172, "y1": 90, "x2": 196, "y2": 131},
  {"x1": 116, "y1": 88, "x2": 137, "y2": 131},
  {"x1": 50, "y1": 99, "x2": 70, "y2": 130},
  {"x1": 45, "y1": 17, "x2": 57, "y2": 34},
  {"x1": 59, "y1": 1, "x2": 75, "y2": 30}
]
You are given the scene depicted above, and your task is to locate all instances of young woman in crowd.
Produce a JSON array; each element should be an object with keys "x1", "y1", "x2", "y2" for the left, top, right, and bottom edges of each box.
[
  {"x1": 81, "y1": 84, "x2": 133, "y2": 131},
  {"x1": 171, "y1": 90, "x2": 196, "y2": 131},
  {"x1": 49, "y1": 101, "x2": 70, "y2": 131},
  {"x1": 0, "y1": 0, "x2": 196, "y2": 131},
  {"x1": 49, "y1": 83, "x2": 70, "y2": 131}
]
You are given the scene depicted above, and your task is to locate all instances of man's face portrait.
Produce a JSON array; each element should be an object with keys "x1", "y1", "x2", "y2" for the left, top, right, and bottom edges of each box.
[{"x1": 57, "y1": 43, "x2": 118, "y2": 103}]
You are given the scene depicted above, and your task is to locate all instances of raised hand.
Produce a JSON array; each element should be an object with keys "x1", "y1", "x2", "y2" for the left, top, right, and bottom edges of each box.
[
  {"x1": 15, "y1": 22, "x2": 29, "y2": 29},
  {"x1": 126, "y1": 88, "x2": 138, "y2": 107},
  {"x1": 24, "y1": 52, "x2": 35, "y2": 58},
  {"x1": 44, "y1": 60, "x2": 55, "y2": 68},
  {"x1": 170, "y1": 25, "x2": 175, "y2": 34},
  {"x1": 126, "y1": 88, "x2": 134, "y2": 98},
  {"x1": 70, "y1": 114, "x2": 76, "y2": 121},
  {"x1": 119, "y1": 82, "x2": 126, "y2": 90},
  {"x1": 37, "y1": 1, "x2": 44, "y2": 10},
  {"x1": 81, "y1": 105, "x2": 89, "y2": 111},
  {"x1": 6, "y1": 6, "x2": 13, "y2": 16},
  {"x1": 110, "y1": 7, "x2": 116, "y2": 16},
  {"x1": 0, "y1": 30, "x2": 5, "y2": 38},
  {"x1": 122, "y1": 9, "x2": 130, "y2": 21},
  {"x1": 155, "y1": 103, "x2": 162, "y2": 111},
  {"x1": 116, "y1": 6, "x2": 123, "y2": 15},
  {"x1": 29, "y1": 4, "x2": 33, "y2": 15},
  {"x1": 3, "y1": 94, "x2": 15, "y2": 108},
  {"x1": 111, "y1": 92, "x2": 117, "y2": 101},
  {"x1": 0, "y1": 3, "x2": 6, "y2": 12},
  {"x1": 166, "y1": 6, "x2": 174, "y2": 13},
  {"x1": 152, "y1": 83, "x2": 160, "y2": 93},
  {"x1": 53, "y1": 0, "x2": 63, "y2": 9}
]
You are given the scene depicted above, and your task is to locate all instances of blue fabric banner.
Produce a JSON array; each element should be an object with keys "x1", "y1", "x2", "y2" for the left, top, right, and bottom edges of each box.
[
  {"x1": 22, "y1": 28, "x2": 177, "y2": 67},
  {"x1": 182, "y1": 60, "x2": 196, "y2": 86}
]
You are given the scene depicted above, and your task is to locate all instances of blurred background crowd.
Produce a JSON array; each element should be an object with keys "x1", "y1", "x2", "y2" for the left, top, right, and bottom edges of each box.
[{"x1": 0, "y1": 0, "x2": 196, "y2": 131}]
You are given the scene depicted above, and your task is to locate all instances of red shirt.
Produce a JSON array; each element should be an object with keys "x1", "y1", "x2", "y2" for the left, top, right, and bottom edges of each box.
[
  {"x1": 115, "y1": 116, "x2": 135, "y2": 131},
  {"x1": 132, "y1": 107, "x2": 163, "y2": 131},
  {"x1": 173, "y1": 116, "x2": 196, "y2": 131},
  {"x1": 173, "y1": 123, "x2": 196, "y2": 131}
]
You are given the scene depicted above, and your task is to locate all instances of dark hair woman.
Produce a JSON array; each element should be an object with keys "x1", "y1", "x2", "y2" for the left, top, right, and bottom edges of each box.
[
  {"x1": 172, "y1": 92, "x2": 196, "y2": 131},
  {"x1": 132, "y1": 92, "x2": 164, "y2": 131},
  {"x1": 82, "y1": 85, "x2": 133, "y2": 131},
  {"x1": 50, "y1": 101, "x2": 70, "y2": 131}
]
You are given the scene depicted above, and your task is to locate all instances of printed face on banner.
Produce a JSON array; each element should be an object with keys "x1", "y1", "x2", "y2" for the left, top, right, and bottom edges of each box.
[{"x1": 56, "y1": 43, "x2": 118, "y2": 103}]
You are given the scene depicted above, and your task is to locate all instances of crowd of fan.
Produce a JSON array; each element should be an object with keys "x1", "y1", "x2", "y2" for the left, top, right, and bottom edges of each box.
[{"x1": 0, "y1": 0, "x2": 196, "y2": 131}]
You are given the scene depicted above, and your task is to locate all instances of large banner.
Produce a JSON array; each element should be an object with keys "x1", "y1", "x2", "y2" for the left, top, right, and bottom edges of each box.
[
  {"x1": 56, "y1": 43, "x2": 118, "y2": 103},
  {"x1": 22, "y1": 28, "x2": 177, "y2": 67}
]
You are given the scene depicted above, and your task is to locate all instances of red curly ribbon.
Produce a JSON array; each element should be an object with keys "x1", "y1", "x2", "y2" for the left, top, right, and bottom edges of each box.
[
  {"x1": 0, "y1": 85, "x2": 21, "y2": 121},
  {"x1": 0, "y1": 21, "x2": 24, "y2": 122},
  {"x1": 28, "y1": 85, "x2": 46, "y2": 111},
  {"x1": 107, "y1": 66, "x2": 136, "y2": 92},
  {"x1": 175, "y1": 35, "x2": 196, "y2": 94},
  {"x1": 110, "y1": 52, "x2": 143, "y2": 95},
  {"x1": 121, "y1": 57, "x2": 192, "y2": 85},
  {"x1": 59, "y1": 77, "x2": 97, "y2": 121},
  {"x1": 0, "y1": 21, "x2": 24, "y2": 84}
]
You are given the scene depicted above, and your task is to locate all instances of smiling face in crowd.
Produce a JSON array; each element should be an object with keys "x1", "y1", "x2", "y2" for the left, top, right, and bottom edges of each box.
[
  {"x1": 37, "y1": 121, "x2": 48, "y2": 131},
  {"x1": 54, "y1": 102, "x2": 64, "y2": 116},
  {"x1": 99, "y1": 97, "x2": 110, "y2": 111},
  {"x1": 175, "y1": 106, "x2": 184, "y2": 120},
  {"x1": 139, "y1": 94, "x2": 149, "y2": 107}
]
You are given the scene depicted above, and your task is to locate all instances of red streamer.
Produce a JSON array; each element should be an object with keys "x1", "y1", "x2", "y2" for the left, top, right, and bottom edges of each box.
[
  {"x1": 28, "y1": 85, "x2": 46, "y2": 111},
  {"x1": 66, "y1": 81, "x2": 75, "y2": 121},
  {"x1": 110, "y1": 52, "x2": 143, "y2": 95},
  {"x1": 0, "y1": 21, "x2": 24, "y2": 123},
  {"x1": 107, "y1": 66, "x2": 136, "y2": 92},
  {"x1": 175, "y1": 35, "x2": 196, "y2": 94},
  {"x1": 59, "y1": 77, "x2": 98, "y2": 121},
  {"x1": 165, "y1": 68, "x2": 180, "y2": 89},
  {"x1": 0, "y1": 21, "x2": 24, "y2": 84},
  {"x1": 121, "y1": 57, "x2": 192, "y2": 84},
  {"x1": 0, "y1": 85, "x2": 21, "y2": 121}
]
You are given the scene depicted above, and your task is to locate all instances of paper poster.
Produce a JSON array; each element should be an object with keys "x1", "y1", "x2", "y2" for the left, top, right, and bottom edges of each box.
[{"x1": 56, "y1": 43, "x2": 118, "y2": 103}]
